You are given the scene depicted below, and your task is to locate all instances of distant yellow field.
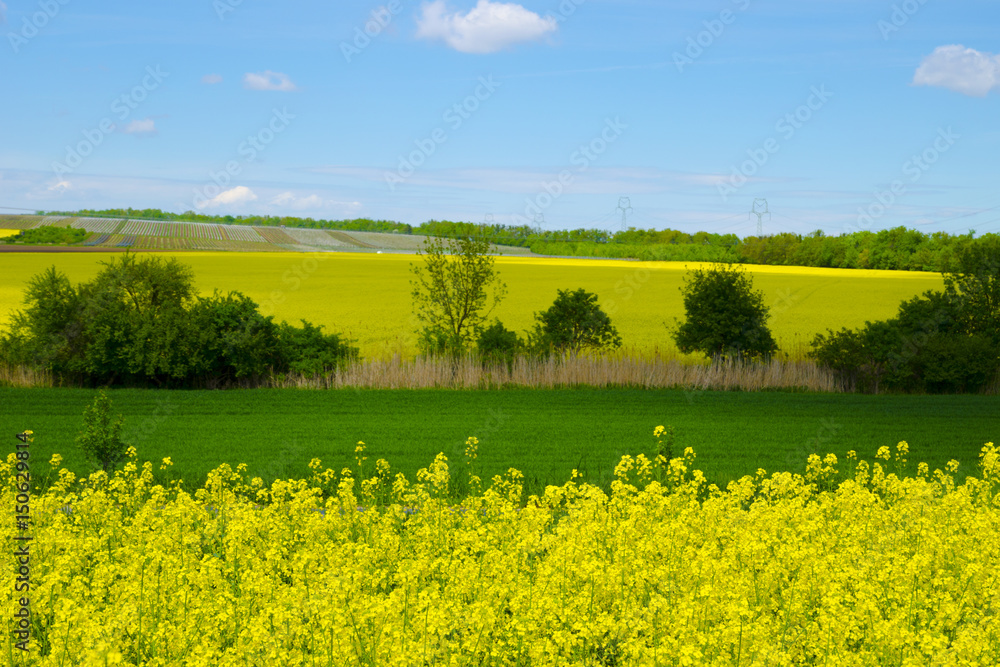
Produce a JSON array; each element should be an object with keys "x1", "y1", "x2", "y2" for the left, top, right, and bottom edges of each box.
[
  {"x1": 0, "y1": 229, "x2": 21, "y2": 238},
  {"x1": 0, "y1": 252, "x2": 944, "y2": 358}
]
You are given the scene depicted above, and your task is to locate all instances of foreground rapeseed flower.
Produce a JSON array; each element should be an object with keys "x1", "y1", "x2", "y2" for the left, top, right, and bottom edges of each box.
[{"x1": 2, "y1": 437, "x2": 999, "y2": 665}]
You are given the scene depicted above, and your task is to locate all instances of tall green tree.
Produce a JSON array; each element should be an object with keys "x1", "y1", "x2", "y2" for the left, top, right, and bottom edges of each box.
[
  {"x1": 944, "y1": 235, "x2": 1000, "y2": 345},
  {"x1": 410, "y1": 236, "x2": 507, "y2": 355},
  {"x1": 529, "y1": 288, "x2": 621, "y2": 354},
  {"x1": 673, "y1": 263, "x2": 778, "y2": 360}
]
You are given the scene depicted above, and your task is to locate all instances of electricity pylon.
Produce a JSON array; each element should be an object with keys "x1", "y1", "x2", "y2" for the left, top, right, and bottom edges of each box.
[
  {"x1": 750, "y1": 198, "x2": 770, "y2": 236},
  {"x1": 617, "y1": 197, "x2": 632, "y2": 231}
]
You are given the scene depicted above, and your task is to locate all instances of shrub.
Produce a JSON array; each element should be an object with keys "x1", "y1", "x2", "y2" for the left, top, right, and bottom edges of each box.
[
  {"x1": 75, "y1": 391, "x2": 129, "y2": 472},
  {"x1": 529, "y1": 288, "x2": 621, "y2": 355},
  {"x1": 672, "y1": 263, "x2": 777, "y2": 360},
  {"x1": 0, "y1": 254, "x2": 358, "y2": 386},
  {"x1": 476, "y1": 320, "x2": 523, "y2": 369}
]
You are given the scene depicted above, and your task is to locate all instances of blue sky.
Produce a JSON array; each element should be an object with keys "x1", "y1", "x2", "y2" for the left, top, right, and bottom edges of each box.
[{"x1": 0, "y1": 0, "x2": 998, "y2": 237}]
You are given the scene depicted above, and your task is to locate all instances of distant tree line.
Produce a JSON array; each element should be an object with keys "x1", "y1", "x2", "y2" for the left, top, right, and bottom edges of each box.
[
  {"x1": 1, "y1": 226, "x2": 86, "y2": 245},
  {"x1": 38, "y1": 208, "x2": 997, "y2": 274},
  {"x1": 0, "y1": 254, "x2": 357, "y2": 387}
]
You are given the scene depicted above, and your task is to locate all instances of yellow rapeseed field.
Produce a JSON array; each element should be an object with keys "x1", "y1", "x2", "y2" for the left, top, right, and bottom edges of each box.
[
  {"x1": 0, "y1": 229, "x2": 22, "y2": 238},
  {"x1": 0, "y1": 251, "x2": 944, "y2": 358},
  {"x1": 4, "y1": 434, "x2": 999, "y2": 665}
]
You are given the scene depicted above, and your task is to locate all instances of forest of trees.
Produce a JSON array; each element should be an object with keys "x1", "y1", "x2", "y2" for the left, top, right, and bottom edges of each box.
[{"x1": 39, "y1": 208, "x2": 996, "y2": 274}]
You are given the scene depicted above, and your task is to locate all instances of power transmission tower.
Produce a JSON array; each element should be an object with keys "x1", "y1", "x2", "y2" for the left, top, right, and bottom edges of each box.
[
  {"x1": 750, "y1": 198, "x2": 770, "y2": 236},
  {"x1": 533, "y1": 213, "x2": 545, "y2": 235},
  {"x1": 479, "y1": 213, "x2": 494, "y2": 239},
  {"x1": 616, "y1": 197, "x2": 632, "y2": 231}
]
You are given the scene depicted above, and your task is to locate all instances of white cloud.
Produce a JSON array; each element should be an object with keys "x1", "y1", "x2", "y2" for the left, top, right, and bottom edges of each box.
[
  {"x1": 0, "y1": 2, "x2": 7, "y2": 24},
  {"x1": 913, "y1": 45, "x2": 1000, "y2": 97},
  {"x1": 201, "y1": 73, "x2": 223, "y2": 84},
  {"x1": 416, "y1": 0, "x2": 557, "y2": 54},
  {"x1": 122, "y1": 118, "x2": 157, "y2": 135},
  {"x1": 271, "y1": 192, "x2": 324, "y2": 210},
  {"x1": 48, "y1": 180, "x2": 72, "y2": 194},
  {"x1": 242, "y1": 70, "x2": 298, "y2": 91},
  {"x1": 197, "y1": 185, "x2": 258, "y2": 209}
]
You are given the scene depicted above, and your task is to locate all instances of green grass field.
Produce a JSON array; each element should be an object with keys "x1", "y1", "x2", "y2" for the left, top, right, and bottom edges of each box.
[
  {"x1": 0, "y1": 251, "x2": 944, "y2": 358},
  {"x1": 5, "y1": 387, "x2": 996, "y2": 493}
]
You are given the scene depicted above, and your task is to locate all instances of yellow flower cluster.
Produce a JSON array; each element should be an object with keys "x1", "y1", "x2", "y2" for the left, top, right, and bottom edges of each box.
[{"x1": 3, "y1": 438, "x2": 1000, "y2": 666}]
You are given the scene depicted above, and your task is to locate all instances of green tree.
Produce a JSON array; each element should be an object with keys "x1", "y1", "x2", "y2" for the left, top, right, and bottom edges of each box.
[
  {"x1": 529, "y1": 288, "x2": 621, "y2": 354},
  {"x1": 673, "y1": 263, "x2": 778, "y2": 359},
  {"x1": 76, "y1": 391, "x2": 130, "y2": 472},
  {"x1": 0, "y1": 266, "x2": 85, "y2": 374},
  {"x1": 410, "y1": 236, "x2": 507, "y2": 355},
  {"x1": 76, "y1": 253, "x2": 197, "y2": 383},
  {"x1": 476, "y1": 319, "x2": 523, "y2": 369},
  {"x1": 944, "y1": 234, "x2": 1000, "y2": 345}
]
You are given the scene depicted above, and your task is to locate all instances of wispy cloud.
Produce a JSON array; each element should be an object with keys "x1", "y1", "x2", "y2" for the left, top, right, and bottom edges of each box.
[
  {"x1": 0, "y1": 2, "x2": 8, "y2": 24},
  {"x1": 913, "y1": 45, "x2": 1000, "y2": 97},
  {"x1": 271, "y1": 192, "x2": 323, "y2": 210},
  {"x1": 201, "y1": 73, "x2": 223, "y2": 84},
  {"x1": 307, "y1": 165, "x2": 743, "y2": 195},
  {"x1": 416, "y1": 0, "x2": 557, "y2": 54},
  {"x1": 122, "y1": 118, "x2": 157, "y2": 135},
  {"x1": 197, "y1": 185, "x2": 257, "y2": 209},
  {"x1": 269, "y1": 192, "x2": 363, "y2": 215},
  {"x1": 243, "y1": 70, "x2": 298, "y2": 92}
]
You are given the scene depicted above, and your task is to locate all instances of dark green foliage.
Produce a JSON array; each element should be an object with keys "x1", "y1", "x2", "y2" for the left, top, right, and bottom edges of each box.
[
  {"x1": 1, "y1": 267, "x2": 85, "y2": 374},
  {"x1": 810, "y1": 244, "x2": 1000, "y2": 393},
  {"x1": 529, "y1": 288, "x2": 621, "y2": 354},
  {"x1": 188, "y1": 291, "x2": 283, "y2": 383},
  {"x1": 277, "y1": 319, "x2": 359, "y2": 376},
  {"x1": 673, "y1": 264, "x2": 777, "y2": 360},
  {"x1": 476, "y1": 320, "x2": 523, "y2": 368},
  {"x1": 943, "y1": 235, "x2": 1000, "y2": 345},
  {"x1": 1, "y1": 227, "x2": 86, "y2": 245},
  {"x1": 0, "y1": 254, "x2": 358, "y2": 386},
  {"x1": 75, "y1": 391, "x2": 129, "y2": 472},
  {"x1": 918, "y1": 334, "x2": 997, "y2": 394}
]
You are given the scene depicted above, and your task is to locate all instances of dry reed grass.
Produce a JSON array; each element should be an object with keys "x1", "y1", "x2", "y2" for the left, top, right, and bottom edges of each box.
[
  {"x1": 0, "y1": 363, "x2": 53, "y2": 388},
  {"x1": 269, "y1": 354, "x2": 846, "y2": 392}
]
